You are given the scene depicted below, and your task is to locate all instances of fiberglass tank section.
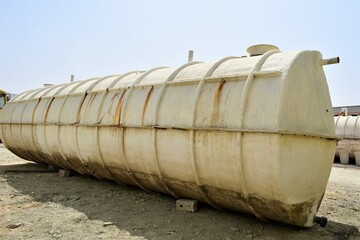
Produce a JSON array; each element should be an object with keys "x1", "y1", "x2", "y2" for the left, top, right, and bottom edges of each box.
[
  {"x1": 334, "y1": 116, "x2": 360, "y2": 165},
  {"x1": 0, "y1": 46, "x2": 338, "y2": 227}
]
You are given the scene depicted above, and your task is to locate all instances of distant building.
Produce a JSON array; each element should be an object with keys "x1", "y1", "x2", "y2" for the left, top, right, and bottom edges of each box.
[{"x1": 333, "y1": 105, "x2": 360, "y2": 116}]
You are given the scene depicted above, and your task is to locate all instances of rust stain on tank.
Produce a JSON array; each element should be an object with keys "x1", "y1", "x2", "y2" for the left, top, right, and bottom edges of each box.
[
  {"x1": 142, "y1": 86, "x2": 154, "y2": 126},
  {"x1": 32, "y1": 97, "x2": 42, "y2": 121},
  {"x1": 114, "y1": 89, "x2": 127, "y2": 125},
  {"x1": 89, "y1": 93, "x2": 97, "y2": 106},
  {"x1": 76, "y1": 93, "x2": 88, "y2": 123},
  {"x1": 211, "y1": 79, "x2": 226, "y2": 126},
  {"x1": 44, "y1": 98, "x2": 55, "y2": 122},
  {"x1": 85, "y1": 92, "x2": 97, "y2": 114}
]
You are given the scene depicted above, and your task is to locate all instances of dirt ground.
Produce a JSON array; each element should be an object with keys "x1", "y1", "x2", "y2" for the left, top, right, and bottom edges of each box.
[{"x1": 0, "y1": 144, "x2": 359, "y2": 240}]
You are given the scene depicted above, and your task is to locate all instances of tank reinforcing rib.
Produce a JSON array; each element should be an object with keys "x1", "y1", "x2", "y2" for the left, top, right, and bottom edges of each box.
[{"x1": 0, "y1": 44, "x2": 340, "y2": 227}]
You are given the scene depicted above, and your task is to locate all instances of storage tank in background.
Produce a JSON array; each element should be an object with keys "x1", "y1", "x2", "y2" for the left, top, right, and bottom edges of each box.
[
  {"x1": 334, "y1": 116, "x2": 360, "y2": 165},
  {"x1": 0, "y1": 45, "x2": 339, "y2": 227}
]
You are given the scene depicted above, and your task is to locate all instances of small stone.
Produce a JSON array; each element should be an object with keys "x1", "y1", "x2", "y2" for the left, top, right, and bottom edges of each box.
[
  {"x1": 166, "y1": 230, "x2": 177, "y2": 235},
  {"x1": 7, "y1": 222, "x2": 22, "y2": 229},
  {"x1": 69, "y1": 195, "x2": 80, "y2": 201},
  {"x1": 51, "y1": 195, "x2": 67, "y2": 202},
  {"x1": 176, "y1": 199, "x2": 198, "y2": 212},
  {"x1": 246, "y1": 234, "x2": 253, "y2": 239},
  {"x1": 225, "y1": 237, "x2": 231, "y2": 240},
  {"x1": 230, "y1": 227, "x2": 240, "y2": 231},
  {"x1": 337, "y1": 203, "x2": 345, "y2": 208},
  {"x1": 103, "y1": 222, "x2": 113, "y2": 226}
]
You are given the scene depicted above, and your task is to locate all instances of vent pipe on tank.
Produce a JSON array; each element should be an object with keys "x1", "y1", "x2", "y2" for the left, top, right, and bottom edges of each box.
[
  {"x1": 188, "y1": 50, "x2": 194, "y2": 62},
  {"x1": 247, "y1": 44, "x2": 279, "y2": 57},
  {"x1": 321, "y1": 57, "x2": 340, "y2": 66}
]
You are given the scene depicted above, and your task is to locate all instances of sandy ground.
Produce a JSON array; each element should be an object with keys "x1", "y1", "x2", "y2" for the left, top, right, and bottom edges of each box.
[{"x1": 0, "y1": 144, "x2": 359, "y2": 240}]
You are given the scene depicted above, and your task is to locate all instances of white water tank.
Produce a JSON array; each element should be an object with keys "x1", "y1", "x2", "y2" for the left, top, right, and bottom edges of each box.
[
  {"x1": 0, "y1": 46, "x2": 338, "y2": 227},
  {"x1": 334, "y1": 116, "x2": 360, "y2": 165}
]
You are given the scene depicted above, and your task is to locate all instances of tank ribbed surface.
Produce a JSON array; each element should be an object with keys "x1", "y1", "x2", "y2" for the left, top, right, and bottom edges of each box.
[
  {"x1": 0, "y1": 49, "x2": 337, "y2": 227},
  {"x1": 334, "y1": 116, "x2": 360, "y2": 139},
  {"x1": 334, "y1": 116, "x2": 360, "y2": 165}
]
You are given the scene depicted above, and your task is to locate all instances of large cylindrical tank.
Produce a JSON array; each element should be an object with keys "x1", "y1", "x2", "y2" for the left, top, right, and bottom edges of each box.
[
  {"x1": 334, "y1": 116, "x2": 360, "y2": 165},
  {"x1": 0, "y1": 46, "x2": 338, "y2": 227}
]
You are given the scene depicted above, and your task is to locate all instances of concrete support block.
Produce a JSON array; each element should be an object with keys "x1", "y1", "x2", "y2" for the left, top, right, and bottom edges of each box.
[
  {"x1": 354, "y1": 152, "x2": 360, "y2": 166},
  {"x1": 339, "y1": 150, "x2": 350, "y2": 164},
  {"x1": 176, "y1": 199, "x2": 198, "y2": 212},
  {"x1": 58, "y1": 169, "x2": 74, "y2": 177}
]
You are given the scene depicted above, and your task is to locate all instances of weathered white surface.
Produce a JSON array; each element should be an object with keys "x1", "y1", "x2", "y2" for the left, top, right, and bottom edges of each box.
[
  {"x1": 335, "y1": 116, "x2": 360, "y2": 139},
  {"x1": 334, "y1": 116, "x2": 360, "y2": 165},
  {"x1": 0, "y1": 49, "x2": 337, "y2": 227}
]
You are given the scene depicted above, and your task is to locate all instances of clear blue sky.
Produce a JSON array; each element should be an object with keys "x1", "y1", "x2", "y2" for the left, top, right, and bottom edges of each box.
[{"x1": 0, "y1": 0, "x2": 359, "y2": 106}]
